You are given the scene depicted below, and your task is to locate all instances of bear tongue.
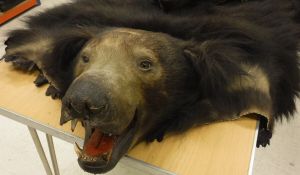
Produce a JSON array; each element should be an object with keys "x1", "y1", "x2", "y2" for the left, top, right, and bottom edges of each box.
[{"x1": 83, "y1": 128, "x2": 115, "y2": 157}]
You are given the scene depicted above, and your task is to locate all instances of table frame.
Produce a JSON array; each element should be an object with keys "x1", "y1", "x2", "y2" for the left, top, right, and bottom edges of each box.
[{"x1": 0, "y1": 107, "x2": 175, "y2": 175}]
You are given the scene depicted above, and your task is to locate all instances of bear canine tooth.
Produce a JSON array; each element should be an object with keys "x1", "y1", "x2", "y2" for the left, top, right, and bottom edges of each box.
[
  {"x1": 74, "y1": 142, "x2": 83, "y2": 157},
  {"x1": 71, "y1": 119, "x2": 79, "y2": 132},
  {"x1": 107, "y1": 151, "x2": 112, "y2": 161},
  {"x1": 60, "y1": 111, "x2": 73, "y2": 125}
]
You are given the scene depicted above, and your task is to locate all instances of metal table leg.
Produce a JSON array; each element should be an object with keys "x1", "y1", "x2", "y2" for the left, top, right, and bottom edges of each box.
[
  {"x1": 28, "y1": 127, "x2": 53, "y2": 175},
  {"x1": 46, "y1": 134, "x2": 60, "y2": 175}
]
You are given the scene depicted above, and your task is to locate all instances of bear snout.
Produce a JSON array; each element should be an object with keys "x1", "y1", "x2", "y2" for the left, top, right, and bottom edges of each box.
[
  {"x1": 60, "y1": 77, "x2": 113, "y2": 123},
  {"x1": 60, "y1": 75, "x2": 135, "y2": 135}
]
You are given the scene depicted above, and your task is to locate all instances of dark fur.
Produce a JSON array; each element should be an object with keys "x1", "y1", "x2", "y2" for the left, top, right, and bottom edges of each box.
[
  {"x1": 153, "y1": 0, "x2": 262, "y2": 12},
  {"x1": 2, "y1": 0, "x2": 300, "y2": 173},
  {"x1": 4, "y1": 0, "x2": 300, "y2": 141}
]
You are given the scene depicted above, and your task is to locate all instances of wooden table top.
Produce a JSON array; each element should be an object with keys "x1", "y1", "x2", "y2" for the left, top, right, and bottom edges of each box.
[{"x1": 0, "y1": 62, "x2": 257, "y2": 175}]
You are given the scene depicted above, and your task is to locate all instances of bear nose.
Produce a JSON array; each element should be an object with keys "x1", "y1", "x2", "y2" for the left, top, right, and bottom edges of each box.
[
  {"x1": 69, "y1": 97, "x2": 108, "y2": 115},
  {"x1": 60, "y1": 79, "x2": 110, "y2": 125},
  {"x1": 60, "y1": 95, "x2": 109, "y2": 125}
]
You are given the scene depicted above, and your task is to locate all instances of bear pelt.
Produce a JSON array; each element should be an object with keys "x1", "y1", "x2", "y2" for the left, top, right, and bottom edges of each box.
[{"x1": 1, "y1": 0, "x2": 300, "y2": 174}]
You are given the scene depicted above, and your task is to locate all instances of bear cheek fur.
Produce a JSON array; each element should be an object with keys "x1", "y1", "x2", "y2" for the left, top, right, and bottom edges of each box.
[{"x1": 134, "y1": 50, "x2": 200, "y2": 143}]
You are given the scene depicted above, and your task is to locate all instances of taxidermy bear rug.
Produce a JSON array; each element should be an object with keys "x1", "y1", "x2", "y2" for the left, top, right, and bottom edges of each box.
[{"x1": 1, "y1": 0, "x2": 300, "y2": 174}]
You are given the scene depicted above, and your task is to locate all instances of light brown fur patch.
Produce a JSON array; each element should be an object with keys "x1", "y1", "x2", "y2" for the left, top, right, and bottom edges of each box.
[{"x1": 228, "y1": 64, "x2": 270, "y2": 96}]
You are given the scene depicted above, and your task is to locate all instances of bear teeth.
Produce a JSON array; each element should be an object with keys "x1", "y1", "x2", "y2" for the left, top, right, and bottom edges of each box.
[
  {"x1": 74, "y1": 142, "x2": 83, "y2": 157},
  {"x1": 74, "y1": 142, "x2": 98, "y2": 162},
  {"x1": 71, "y1": 119, "x2": 79, "y2": 132},
  {"x1": 74, "y1": 142, "x2": 112, "y2": 162},
  {"x1": 81, "y1": 155, "x2": 97, "y2": 162}
]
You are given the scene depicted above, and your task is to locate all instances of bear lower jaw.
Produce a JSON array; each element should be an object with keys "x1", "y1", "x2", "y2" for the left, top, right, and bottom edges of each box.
[{"x1": 75, "y1": 114, "x2": 138, "y2": 174}]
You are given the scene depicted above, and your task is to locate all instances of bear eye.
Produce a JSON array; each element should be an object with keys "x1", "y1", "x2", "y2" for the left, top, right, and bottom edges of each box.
[
  {"x1": 82, "y1": 55, "x2": 89, "y2": 63},
  {"x1": 139, "y1": 60, "x2": 152, "y2": 71}
]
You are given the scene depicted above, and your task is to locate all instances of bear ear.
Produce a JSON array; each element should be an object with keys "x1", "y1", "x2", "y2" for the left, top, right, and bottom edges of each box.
[
  {"x1": 51, "y1": 33, "x2": 91, "y2": 71},
  {"x1": 183, "y1": 42, "x2": 247, "y2": 96}
]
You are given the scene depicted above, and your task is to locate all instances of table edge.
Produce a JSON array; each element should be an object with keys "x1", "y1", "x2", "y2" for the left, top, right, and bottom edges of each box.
[
  {"x1": 0, "y1": 107, "x2": 84, "y2": 145},
  {"x1": 248, "y1": 120, "x2": 259, "y2": 175}
]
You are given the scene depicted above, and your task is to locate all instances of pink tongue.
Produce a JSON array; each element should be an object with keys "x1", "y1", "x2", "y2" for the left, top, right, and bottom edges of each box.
[{"x1": 83, "y1": 128, "x2": 115, "y2": 157}]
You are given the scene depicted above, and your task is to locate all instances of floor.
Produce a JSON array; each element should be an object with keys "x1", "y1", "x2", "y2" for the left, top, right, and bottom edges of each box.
[
  {"x1": 0, "y1": 1, "x2": 299, "y2": 174},
  {"x1": 253, "y1": 99, "x2": 300, "y2": 175}
]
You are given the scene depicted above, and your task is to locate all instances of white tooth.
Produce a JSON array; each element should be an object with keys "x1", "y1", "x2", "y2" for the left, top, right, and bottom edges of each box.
[
  {"x1": 108, "y1": 133, "x2": 112, "y2": 137},
  {"x1": 74, "y1": 142, "x2": 83, "y2": 157},
  {"x1": 107, "y1": 151, "x2": 112, "y2": 161},
  {"x1": 71, "y1": 119, "x2": 79, "y2": 132},
  {"x1": 82, "y1": 154, "x2": 97, "y2": 162}
]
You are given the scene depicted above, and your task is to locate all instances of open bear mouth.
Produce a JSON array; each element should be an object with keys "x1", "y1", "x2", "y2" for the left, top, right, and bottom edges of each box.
[
  {"x1": 75, "y1": 128, "x2": 117, "y2": 162},
  {"x1": 71, "y1": 113, "x2": 138, "y2": 173}
]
